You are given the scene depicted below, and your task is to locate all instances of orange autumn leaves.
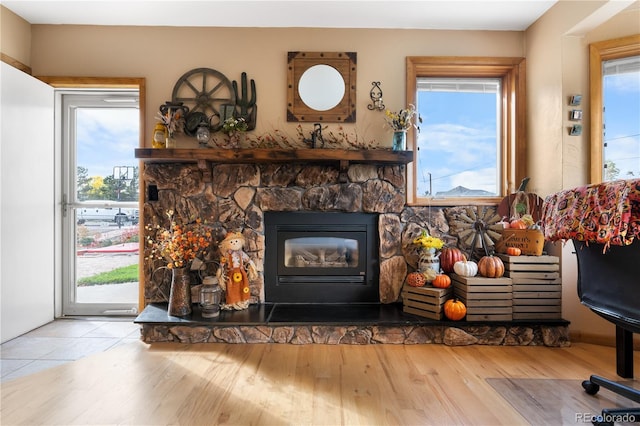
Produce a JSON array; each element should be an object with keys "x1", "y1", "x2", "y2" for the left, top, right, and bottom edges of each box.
[{"x1": 146, "y1": 210, "x2": 212, "y2": 269}]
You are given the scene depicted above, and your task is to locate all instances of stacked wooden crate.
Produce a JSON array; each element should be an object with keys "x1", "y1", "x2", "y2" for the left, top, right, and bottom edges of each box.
[
  {"x1": 498, "y1": 254, "x2": 562, "y2": 319},
  {"x1": 451, "y1": 274, "x2": 513, "y2": 321},
  {"x1": 402, "y1": 284, "x2": 453, "y2": 320}
]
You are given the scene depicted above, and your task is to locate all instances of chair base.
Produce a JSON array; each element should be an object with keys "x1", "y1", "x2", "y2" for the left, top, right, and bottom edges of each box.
[{"x1": 582, "y1": 375, "x2": 640, "y2": 425}]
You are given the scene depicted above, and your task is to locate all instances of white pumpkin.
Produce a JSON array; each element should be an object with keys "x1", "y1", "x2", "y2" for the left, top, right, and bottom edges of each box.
[{"x1": 453, "y1": 260, "x2": 478, "y2": 277}]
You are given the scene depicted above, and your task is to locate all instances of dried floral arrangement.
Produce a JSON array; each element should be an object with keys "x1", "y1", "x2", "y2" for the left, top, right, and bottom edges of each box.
[
  {"x1": 208, "y1": 125, "x2": 381, "y2": 150},
  {"x1": 145, "y1": 210, "x2": 212, "y2": 269}
]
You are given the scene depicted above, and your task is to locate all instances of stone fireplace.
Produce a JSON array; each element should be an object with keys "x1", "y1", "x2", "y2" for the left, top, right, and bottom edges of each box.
[
  {"x1": 136, "y1": 151, "x2": 569, "y2": 346},
  {"x1": 142, "y1": 160, "x2": 413, "y2": 306}
]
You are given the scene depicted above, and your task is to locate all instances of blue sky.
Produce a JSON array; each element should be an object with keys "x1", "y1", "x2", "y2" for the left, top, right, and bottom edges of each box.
[
  {"x1": 416, "y1": 90, "x2": 498, "y2": 197},
  {"x1": 603, "y1": 71, "x2": 640, "y2": 180},
  {"x1": 415, "y1": 70, "x2": 640, "y2": 196},
  {"x1": 76, "y1": 108, "x2": 139, "y2": 179}
]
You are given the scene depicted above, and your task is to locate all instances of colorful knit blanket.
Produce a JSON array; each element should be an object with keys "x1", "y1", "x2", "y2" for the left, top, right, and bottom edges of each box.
[{"x1": 541, "y1": 179, "x2": 640, "y2": 248}]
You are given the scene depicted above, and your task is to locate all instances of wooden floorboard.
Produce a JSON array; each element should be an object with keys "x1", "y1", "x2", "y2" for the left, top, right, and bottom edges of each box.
[{"x1": 1, "y1": 341, "x2": 638, "y2": 425}]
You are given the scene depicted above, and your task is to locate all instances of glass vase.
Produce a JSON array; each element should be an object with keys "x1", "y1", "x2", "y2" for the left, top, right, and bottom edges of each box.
[
  {"x1": 168, "y1": 267, "x2": 192, "y2": 317},
  {"x1": 392, "y1": 130, "x2": 407, "y2": 151},
  {"x1": 165, "y1": 134, "x2": 177, "y2": 149}
]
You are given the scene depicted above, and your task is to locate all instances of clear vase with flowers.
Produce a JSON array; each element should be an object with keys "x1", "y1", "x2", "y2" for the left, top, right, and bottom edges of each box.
[
  {"x1": 221, "y1": 116, "x2": 248, "y2": 148},
  {"x1": 155, "y1": 108, "x2": 186, "y2": 149},
  {"x1": 384, "y1": 104, "x2": 422, "y2": 151}
]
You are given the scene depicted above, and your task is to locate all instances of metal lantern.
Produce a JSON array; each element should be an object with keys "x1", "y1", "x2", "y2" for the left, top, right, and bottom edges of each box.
[
  {"x1": 199, "y1": 276, "x2": 222, "y2": 318},
  {"x1": 195, "y1": 120, "x2": 211, "y2": 148}
]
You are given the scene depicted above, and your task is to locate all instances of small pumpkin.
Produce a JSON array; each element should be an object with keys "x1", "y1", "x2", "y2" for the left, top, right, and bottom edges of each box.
[
  {"x1": 440, "y1": 247, "x2": 467, "y2": 273},
  {"x1": 444, "y1": 299, "x2": 467, "y2": 321},
  {"x1": 506, "y1": 247, "x2": 522, "y2": 256},
  {"x1": 432, "y1": 274, "x2": 452, "y2": 289},
  {"x1": 453, "y1": 260, "x2": 478, "y2": 277},
  {"x1": 406, "y1": 271, "x2": 426, "y2": 287},
  {"x1": 478, "y1": 255, "x2": 505, "y2": 278},
  {"x1": 510, "y1": 218, "x2": 528, "y2": 230}
]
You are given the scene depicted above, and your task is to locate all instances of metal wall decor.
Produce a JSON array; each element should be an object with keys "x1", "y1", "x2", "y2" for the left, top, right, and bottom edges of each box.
[
  {"x1": 367, "y1": 81, "x2": 385, "y2": 111},
  {"x1": 167, "y1": 67, "x2": 258, "y2": 135},
  {"x1": 232, "y1": 72, "x2": 257, "y2": 130},
  {"x1": 171, "y1": 68, "x2": 235, "y2": 133}
]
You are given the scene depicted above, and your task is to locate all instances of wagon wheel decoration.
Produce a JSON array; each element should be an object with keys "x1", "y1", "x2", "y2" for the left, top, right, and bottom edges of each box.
[
  {"x1": 450, "y1": 206, "x2": 504, "y2": 261},
  {"x1": 171, "y1": 68, "x2": 236, "y2": 134}
]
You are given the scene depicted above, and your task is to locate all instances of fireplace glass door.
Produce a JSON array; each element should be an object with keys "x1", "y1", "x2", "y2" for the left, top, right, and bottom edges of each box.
[
  {"x1": 279, "y1": 232, "x2": 365, "y2": 279},
  {"x1": 285, "y1": 236, "x2": 358, "y2": 269},
  {"x1": 264, "y1": 212, "x2": 379, "y2": 303}
]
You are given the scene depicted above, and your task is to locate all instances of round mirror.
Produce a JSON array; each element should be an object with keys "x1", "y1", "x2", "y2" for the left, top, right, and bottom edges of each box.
[{"x1": 298, "y1": 64, "x2": 345, "y2": 111}]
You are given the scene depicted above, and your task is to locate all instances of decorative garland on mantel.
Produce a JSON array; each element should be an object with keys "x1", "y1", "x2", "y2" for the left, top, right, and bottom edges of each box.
[{"x1": 207, "y1": 124, "x2": 382, "y2": 150}]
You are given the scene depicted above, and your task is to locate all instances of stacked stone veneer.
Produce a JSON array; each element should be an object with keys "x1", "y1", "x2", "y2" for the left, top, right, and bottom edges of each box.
[
  {"x1": 143, "y1": 161, "x2": 451, "y2": 305},
  {"x1": 140, "y1": 322, "x2": 570, "y2": 346},
  {"x1": 141, "y1": 160, "x2": 570, "y2": 347}
]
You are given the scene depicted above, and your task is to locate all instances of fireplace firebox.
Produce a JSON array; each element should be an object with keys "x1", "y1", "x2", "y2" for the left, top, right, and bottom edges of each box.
[{"x1": 264, "y1": 212, "x2": 379, "y2": 303}]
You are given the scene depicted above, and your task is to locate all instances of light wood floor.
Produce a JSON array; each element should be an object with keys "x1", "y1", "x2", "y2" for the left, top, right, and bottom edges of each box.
[{"x1": 1, "y1": 340, "x2": 638, "y2": 425}]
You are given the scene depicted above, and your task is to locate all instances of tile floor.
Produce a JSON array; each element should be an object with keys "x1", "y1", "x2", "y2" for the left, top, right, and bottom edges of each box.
[{"x1": 0, "y1": 318, "x2": 141, "y2": 383}]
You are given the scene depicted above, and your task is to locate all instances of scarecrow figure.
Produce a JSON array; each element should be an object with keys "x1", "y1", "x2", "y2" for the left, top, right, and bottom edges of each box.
[{"x1": 216, "y1": 232, "x2": 257, "y2": 310}]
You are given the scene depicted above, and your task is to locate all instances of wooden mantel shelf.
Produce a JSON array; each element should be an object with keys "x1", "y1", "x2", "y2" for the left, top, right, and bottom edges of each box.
[{"x1": 135, "y1": 148, "x2": 413, "y2": 165}]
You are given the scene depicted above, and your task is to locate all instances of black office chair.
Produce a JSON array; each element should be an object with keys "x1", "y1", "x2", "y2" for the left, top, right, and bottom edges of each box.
[{"x1": 573, "y1": 239, "x2": 640, "y2": 425}]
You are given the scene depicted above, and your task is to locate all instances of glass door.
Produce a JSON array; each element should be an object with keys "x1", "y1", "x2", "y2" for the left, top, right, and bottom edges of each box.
[{"x1": 61, "y1": 91, "x2": 140, "y2": 316}]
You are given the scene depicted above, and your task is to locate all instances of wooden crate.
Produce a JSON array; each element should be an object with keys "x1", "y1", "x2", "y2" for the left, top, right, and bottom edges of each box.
[
  {"x1": 402, "y1": 284, "x2": 452, "y2": 320},
  {"x1": 451, "y1": 274, "x2": 513, "y2": 321},
  {"x1": 498, "y1": 254, "x2": 562, "y2": 319}
]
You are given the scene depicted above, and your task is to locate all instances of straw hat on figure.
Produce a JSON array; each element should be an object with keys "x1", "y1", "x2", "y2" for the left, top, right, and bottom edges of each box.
[{"x1": 216, "y1": 232, "x2": 258, "y2": 310}]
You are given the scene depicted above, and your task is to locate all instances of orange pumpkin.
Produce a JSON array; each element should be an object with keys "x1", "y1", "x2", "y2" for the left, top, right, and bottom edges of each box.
[
  {"x1": 440, "y1": 247, "x2": 467, "y2": 273},
  {"x1": 506, "y1": 247, "x2": 522, "y2": 256},
  {"x1": 510, "y1": 218, "x2": 528, "y2": 230},
  {"x1": 406, "y1": 272, "x2": 426, "y2": 287},
  {"x1": 444, "y1": 299, "x2": 467, "y2": 321},
  {"x1": 478, "y1": 255, "x2": 505, "y2": 278},
  {"x1": 432, "y1": 274, "x2": 452, "y2": 289}
]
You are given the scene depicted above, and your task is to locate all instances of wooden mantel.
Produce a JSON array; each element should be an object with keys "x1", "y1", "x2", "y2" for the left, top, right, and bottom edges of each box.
[{"x1": 135, "y1": 148, "x2": 413, "y2": 165}]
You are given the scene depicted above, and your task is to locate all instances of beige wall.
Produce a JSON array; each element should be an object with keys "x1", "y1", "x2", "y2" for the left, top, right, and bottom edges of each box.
[
  {"x1": 28, "y1": 25, "x2": 523, "y2": 149},
  {"x1": 3, "y1": 2, "x2": 639, "y2": 344},
  {"x1": 526, "y1": 0, "x2": 639, "y2": 344},
  {"x1": 0, "y1": 5, "x2": 32, "y2": 68}
]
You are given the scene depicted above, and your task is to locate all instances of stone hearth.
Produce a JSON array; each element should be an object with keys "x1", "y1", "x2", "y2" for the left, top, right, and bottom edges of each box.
[{"x1": 135, "y1": 303, "x2": 570, "y2": 346}]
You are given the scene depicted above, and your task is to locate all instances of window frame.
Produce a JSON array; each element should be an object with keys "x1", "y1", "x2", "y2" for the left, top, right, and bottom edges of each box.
[
  {"x1": 589, "y1": 35, "x2": 640, "y2": 184},
  {"x1": 406, "y1": 56, "x2": 526, "y2": 206}
]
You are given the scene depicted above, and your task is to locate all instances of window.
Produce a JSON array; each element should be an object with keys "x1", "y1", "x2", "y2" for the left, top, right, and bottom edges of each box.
[
  {"x1": 589, "y1": 35, "x2": 640, "y2": 183},
  {"x1": 406, "y1": 57, "x2": 526, "y2": 206}
]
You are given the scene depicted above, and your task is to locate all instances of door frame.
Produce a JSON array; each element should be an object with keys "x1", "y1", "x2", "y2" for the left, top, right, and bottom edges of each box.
[{"x1": 38, "y1": 77, "x2": 146, "y2": 315}]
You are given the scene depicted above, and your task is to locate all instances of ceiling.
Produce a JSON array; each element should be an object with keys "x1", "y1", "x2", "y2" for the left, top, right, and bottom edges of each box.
[{"x1": 3, "y1": 0, "x2": 559, "y2": 31}]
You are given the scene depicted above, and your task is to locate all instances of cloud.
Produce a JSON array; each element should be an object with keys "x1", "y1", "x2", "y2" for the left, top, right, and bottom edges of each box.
[
  {"x1": 76, "y1": 109, "x2": 139, "y2": 177},
  {"x1": 605, "y1": 72, "x2": 640, "y2": 93},
  {"x1": 415, "y1": 121, "x2": 498, "y2": 196}
]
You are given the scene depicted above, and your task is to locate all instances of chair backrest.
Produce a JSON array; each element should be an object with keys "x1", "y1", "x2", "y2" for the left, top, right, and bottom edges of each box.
[{"x1": 573, "y1": 239, "x2": 640, "y2": 332}]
